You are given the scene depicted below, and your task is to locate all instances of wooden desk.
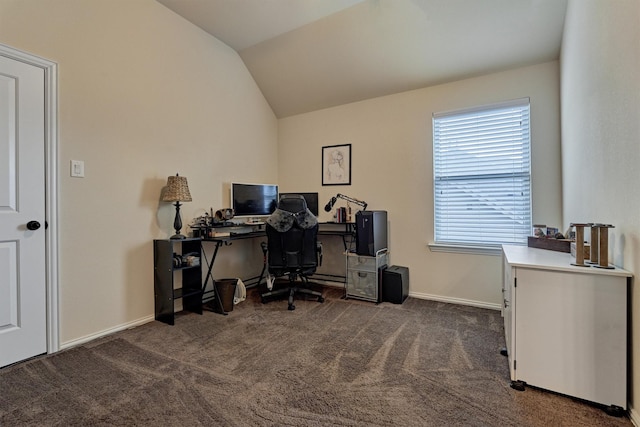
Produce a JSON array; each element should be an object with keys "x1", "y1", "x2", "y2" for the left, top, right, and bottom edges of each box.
[{"x1": 502, "y1": 245, "x2": 631, "y2": 412}]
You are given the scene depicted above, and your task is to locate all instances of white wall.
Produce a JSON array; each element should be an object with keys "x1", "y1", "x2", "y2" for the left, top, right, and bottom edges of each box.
[
  {"x1": 561, "y1": 0, "x2": 640, "y2": 416},
  {"x1": 0, "y1": 0, "x2": 278, "y2": 344},
  {"x1": 279, "y1": 61, "x2": 562, "y2": 307}
]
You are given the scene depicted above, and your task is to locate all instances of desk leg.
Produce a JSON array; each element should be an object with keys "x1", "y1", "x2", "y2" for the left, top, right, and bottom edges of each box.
[
  {"x1": 340, "y1": 223, "x2": 356, "y2": 251},
  {"x1": 257, "y1": 241, "x2": 268, "y2": 290},
  {"x1": 201, "y1": 241, "x2": 228, "y2": 316},
  {"x1": 341, "y1": 235, "x2": 348, "y2": 251}
]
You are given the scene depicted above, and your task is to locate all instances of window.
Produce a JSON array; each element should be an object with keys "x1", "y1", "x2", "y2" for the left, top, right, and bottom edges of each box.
[{"x1": 433, "y1": 98, "x2": 531, "y2": 249}]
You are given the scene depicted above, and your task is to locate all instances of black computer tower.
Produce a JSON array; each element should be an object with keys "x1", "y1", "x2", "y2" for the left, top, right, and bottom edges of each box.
[
  {"x1": 355, "y1": 210, "x2": 388, "y2": 256},
  {"x1": 382, "y1": 265, "x2": 409, "y2": 304}
]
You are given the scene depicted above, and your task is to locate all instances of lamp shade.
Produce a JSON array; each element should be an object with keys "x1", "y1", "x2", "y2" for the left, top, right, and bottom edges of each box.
[{"x1": 162, "y1": 174, "x2": 192, "y2": 202}]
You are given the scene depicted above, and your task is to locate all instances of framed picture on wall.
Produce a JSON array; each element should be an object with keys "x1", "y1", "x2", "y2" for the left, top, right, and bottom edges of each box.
[{"x1": 322, "y1": 144, "x2": 351, "y2": 186}]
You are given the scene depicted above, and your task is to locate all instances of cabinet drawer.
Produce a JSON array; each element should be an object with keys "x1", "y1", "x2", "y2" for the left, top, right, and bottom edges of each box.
[
  {"x1": 346, "y1": 269, "x2": 378, "y2": 301},
  {"x1": 347, "y1": 253, "x2": 388, "y2": 272}
]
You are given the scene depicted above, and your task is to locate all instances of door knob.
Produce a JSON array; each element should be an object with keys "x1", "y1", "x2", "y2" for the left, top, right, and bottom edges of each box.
[{"x1": 26, "y1": 221, "x2": 41, "y2": 230}]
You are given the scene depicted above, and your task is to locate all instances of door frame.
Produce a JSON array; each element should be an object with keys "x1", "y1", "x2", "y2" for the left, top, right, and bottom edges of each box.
[{"x1": 0, "y1": 43, "x2": 59, "y2": 355}]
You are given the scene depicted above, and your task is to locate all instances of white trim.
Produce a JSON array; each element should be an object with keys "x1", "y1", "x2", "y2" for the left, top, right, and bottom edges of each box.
[
  {"x1": 629, "y1": 404, "x2": 639, "y2": 426},
  {"x1": 317, "y1": 281, "x2": 502, "y2": 311},
  {"x1": 319, "y1": 279, "x2": 502, "y2": 310},
  {"x1": 60, "y1": 316, "x2": 155, "y2": 350},
  {"x1": 432, "y1": 97, "x2": 530, "y2": 119},
  {"x1": 428, "y1": 242, "x2": 502, "y2": 256},
  {"x1": 315, "y1": 280, "x2": 346, "y2": 289},
  {"x1": 409, "y1": 291, "x2": 501, "y2": 311},
  {"x1": 0, "y1": 43, "x2": 60, "y2": 354}
]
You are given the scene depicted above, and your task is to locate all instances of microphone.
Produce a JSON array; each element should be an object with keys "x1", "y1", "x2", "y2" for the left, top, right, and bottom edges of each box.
[{"x1": 324, "y1": 197, "x2": 337, "y2": 212}]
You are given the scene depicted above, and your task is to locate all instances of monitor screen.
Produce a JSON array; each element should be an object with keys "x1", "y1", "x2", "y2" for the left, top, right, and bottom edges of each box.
[
  {"x1": 231, "y1": 183, "x2": 278, "y2": 217},
  {"x1": 279, "y1": 192, "x2": 319, "y2": 216}
]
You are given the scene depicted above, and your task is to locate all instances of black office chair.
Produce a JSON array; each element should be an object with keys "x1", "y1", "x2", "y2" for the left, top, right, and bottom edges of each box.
[{"x1": 260, "y1": 194, "x2": 324, "y2": 310}]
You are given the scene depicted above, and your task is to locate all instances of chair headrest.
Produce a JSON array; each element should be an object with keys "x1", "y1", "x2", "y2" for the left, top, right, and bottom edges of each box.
[
  {"x1": 267, "y1": 194, "x2": 318, "y2": 232},
  {"x1": 278, "y1": 194, "x2": 307, "y2": 214}
]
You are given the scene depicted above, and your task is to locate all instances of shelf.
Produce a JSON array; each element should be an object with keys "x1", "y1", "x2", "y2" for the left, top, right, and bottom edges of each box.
[
  {"x1": 173, "y1": 264, "x2": 200, "y2": 271},
  {"x1": 154, "y1": 239, "x2": 203, "y2": 325},
  {"x1": 173, "y1": 288, "x2": 203, "y2": 300}
]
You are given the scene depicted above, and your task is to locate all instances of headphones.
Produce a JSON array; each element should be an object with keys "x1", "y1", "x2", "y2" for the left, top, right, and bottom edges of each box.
[
  {"x1": 215, "y1": 208, "x2": 234, "y2": 221},
  {"x1": 172, "y1": 254, "x2": 182, "y2": 267}
]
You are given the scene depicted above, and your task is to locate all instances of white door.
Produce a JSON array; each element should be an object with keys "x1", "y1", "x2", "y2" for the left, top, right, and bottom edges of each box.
[{"x1": 0, "y1": 55, "x2": 47, "y2": 368}]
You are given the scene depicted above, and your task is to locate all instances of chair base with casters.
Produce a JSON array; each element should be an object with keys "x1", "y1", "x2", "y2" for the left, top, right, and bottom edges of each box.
[{"x1": 260, "y1": 274, "x2": 325, "y2": 311}]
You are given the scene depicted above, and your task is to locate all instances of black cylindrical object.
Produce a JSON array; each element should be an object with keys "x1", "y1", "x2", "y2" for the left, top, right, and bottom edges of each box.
[{"x1": 216, "y1": 279, "x2": 237, "y2": 312}]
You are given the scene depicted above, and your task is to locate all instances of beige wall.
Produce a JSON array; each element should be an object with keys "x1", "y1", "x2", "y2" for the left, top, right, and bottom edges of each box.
[
  {"x1": 0, "y1": 0, "x2": 278, "y2": 344},
  {"x1": 0, "y1": 0, "x2": 577, "y2": 379},
  {"x1": 279, "y1": 61, "x2": 562, "y2": 307},
  {"x1": 561, "y1": 0, "x2": 640, "y2": 416},
  {"x1": 4, "y1": 0, "x2": 637, "y2": 414},
  {"x1": 6, "y1": 0, "x2": 633, "y2": 410}
]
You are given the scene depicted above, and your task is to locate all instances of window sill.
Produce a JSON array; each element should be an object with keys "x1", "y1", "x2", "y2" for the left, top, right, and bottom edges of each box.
[{"x1": 428, "y1": 242, "x2": 503, "y2": 256}]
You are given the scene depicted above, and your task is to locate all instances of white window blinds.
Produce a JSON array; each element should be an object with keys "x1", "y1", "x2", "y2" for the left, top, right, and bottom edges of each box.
[{"x1": 433, "y1": 98, "x2": 531, "y2": 246}]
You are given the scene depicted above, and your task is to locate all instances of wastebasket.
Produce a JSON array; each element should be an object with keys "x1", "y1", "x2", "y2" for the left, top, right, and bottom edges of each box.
[{"x1": 215, "y1": 279, "x2": 237, "y2": 312}]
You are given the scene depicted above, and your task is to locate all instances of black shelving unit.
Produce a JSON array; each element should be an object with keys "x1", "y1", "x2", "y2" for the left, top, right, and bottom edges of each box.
[{"x1": 153, "y1": 238, "x2": 203, "y2": 325}]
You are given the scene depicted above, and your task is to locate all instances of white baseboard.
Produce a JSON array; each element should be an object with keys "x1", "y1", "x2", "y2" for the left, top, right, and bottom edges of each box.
[
  {"x1": 318, "y1": 280, "x2": 345, "y2": 288},
  {"x1": 59, "y1": 315, "x2": 155, "y2": 351},
  {"x1": 317, "y1": 279, "x2": 501, "y2": 311},
  {"x1": 57, "y1": 293, "x2": 498, "y2": 350},
  {"x1": 409, "y1": 291, "x2": 502, "y2": 311},
  {"x1": 629, "y1": 404, "x2": 639, "y2": 426}
]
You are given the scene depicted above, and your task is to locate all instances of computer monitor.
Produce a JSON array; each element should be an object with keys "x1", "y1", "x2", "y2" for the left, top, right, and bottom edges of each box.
[
  {"x1": 279, "y1": 192, "x2": 319, "y2": 216},
  {"x1": 231, "y1": 182, "x2": 278, "y2": 218}
]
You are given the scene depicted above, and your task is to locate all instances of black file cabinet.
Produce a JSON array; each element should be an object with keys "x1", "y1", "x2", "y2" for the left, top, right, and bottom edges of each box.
[{"x1": 153, "y1": 238, "x2": 203, "y2": 325}]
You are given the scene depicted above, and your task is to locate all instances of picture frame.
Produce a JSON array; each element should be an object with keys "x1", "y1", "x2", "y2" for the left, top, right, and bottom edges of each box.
[{"x1": 322, "y1": 144, "x2": 351, "y2": 186}]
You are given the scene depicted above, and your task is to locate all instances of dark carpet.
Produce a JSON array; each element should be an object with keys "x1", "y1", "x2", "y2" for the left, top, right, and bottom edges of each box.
[{"x1": 0, "y1": 287, "x2": 632, "y2": 426}]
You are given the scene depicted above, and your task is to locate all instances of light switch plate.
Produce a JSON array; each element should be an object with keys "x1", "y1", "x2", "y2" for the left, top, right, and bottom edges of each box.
[{"x1": 70, "y1": 160, "x2": 85, "y2": 178}]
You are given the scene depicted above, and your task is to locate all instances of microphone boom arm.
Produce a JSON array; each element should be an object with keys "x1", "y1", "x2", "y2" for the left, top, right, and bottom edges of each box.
[{"x1": 333, "y1": 193, "x2": 367, "y2": 211}]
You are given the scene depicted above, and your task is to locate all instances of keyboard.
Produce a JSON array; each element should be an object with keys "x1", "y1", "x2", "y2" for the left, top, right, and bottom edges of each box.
[{"x1": 226, "y1": 226, "x2": 253, "y2": 235}]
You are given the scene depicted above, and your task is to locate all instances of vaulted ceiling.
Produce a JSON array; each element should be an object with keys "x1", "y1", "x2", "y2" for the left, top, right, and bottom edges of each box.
[{"x1": 157, "y1": 0, "x2": 568, "y2": 118}]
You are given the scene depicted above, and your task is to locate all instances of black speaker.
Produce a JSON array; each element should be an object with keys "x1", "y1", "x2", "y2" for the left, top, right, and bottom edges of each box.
[
  {"x1": 382, "y1": 265, "x2": 409, "y2": 304},
  {"x1": 355, "y1": 210, "x2": 388, "y2": 256}
]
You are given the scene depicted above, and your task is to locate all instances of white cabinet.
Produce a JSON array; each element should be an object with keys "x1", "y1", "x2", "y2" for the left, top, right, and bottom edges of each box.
[{"x1": 502, "y1": 245, "x2": 631, "y2": 410}]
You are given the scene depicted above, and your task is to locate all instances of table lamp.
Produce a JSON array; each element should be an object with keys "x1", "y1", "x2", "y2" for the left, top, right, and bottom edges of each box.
[{"x1": 162, "y1": 173, "x2": 192, "y2": 239}]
